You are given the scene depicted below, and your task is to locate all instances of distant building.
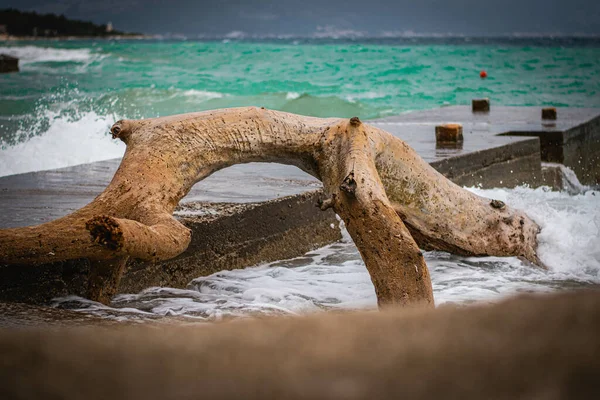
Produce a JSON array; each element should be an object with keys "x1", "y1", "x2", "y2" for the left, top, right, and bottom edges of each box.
[
  {"x1": 0, "y1": 25, "x2": 7, "y2": 34},
  {"x1": 106, "y1": 22, "x2": 113, "y2": 33}
]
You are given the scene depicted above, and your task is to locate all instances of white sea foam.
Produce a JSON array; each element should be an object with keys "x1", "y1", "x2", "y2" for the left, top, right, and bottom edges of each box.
[
  {"x1": 541, "y1": 162, "x2": 591, "y2": 194},
  {"x1": 286, "y1": 92, "x2": 301, "y2": 100},
  {"x1": 0, "y1": 45, "x2": 100, "y2": 64},
  {"x1": 182, "y1": 89, "x2": 225, "y2": 100},
  {"x1": 345, "y1": 91, "x2": 384, "y2": 102},
  {"x1": 377, "y1": 30, "x2": 467, "y2": 38},
  {"x1": 53, "y1": 186, "x2": 600, "y2": 321},
  {"x1": 224, "y1": 31, "x2": 247, "y2": 39},
  {"x1": 312, "y1": 26, "x2": 366, "y2": 39},
  {"x1": 466, "y1": 186, "x2": 600, "y2": 281},
  {"x1": 0, "y1": 112, "x2": 124, "y2": 177}
]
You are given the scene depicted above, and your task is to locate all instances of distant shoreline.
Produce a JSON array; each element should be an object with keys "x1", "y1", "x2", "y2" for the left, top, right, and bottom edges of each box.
[
  {"x1": 0, "y1": 34, "x2": 152, "y2": 41},
  {"x1": 2, "y1": 34, "x2": 600, "y2": 43}
]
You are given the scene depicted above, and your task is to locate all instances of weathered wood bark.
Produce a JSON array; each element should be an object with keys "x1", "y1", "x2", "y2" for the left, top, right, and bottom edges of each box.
[{"x1": 0, "y1": 107, "x2": 542, "y2": 307}]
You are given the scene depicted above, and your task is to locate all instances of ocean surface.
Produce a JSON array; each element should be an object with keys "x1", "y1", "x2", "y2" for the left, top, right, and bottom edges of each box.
[
  {"x1": 0, "y1": 38, "x2": 599, "y2": 320},
  {"x1": 1, "y1": 37, "x2": 600, "y2": 176}
]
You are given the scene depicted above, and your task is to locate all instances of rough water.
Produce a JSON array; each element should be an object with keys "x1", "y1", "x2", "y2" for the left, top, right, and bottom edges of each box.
[
  {"x1": 54, "y1": 182, "x2": 600, "y2": 321},
  {"x1": 1, "y1": 38, "x2": 600, "y2": 176},
  {"x1": 1, "y1": 38, "x2": 599, "y2": 321}
]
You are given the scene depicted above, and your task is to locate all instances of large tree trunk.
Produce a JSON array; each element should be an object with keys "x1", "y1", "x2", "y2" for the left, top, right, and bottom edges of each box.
[{"x1": 0, "y1": 108, "x2": 541, "y2": 307}]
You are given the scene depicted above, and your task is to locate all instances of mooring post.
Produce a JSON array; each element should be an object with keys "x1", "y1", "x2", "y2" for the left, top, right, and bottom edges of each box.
[
  {"x1": 472, "y1": 98, "x2": 490, "y2": 112},
  {"x1": 542, "y1": 107, "x2": 557, "y2": 120},
  {"x1": 435, "y1": 123, "x2": 463, "y2": 144}
]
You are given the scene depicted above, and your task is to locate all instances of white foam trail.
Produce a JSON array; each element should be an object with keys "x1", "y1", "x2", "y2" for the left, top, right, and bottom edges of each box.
[
  {"x1": 286, "y1": 92, "x2": 301, "y2": 100},
  {"x1": 0, "y1": 45, "x2": 100, "y2": 64},
  {"x1": 0, "y1": 112, "x2": 125, "y2": 177},
  {"x1": 467, "y1": 186, "x2": 600, "y2": 280},
  {"x1": 182, "y1": 89, "x2": 225, "y2": 100},
  {"x1": 224, "y1": 31, "x2": 246, "y2": 39},
  {"x1": 541, "y1": 163, "x2": 591, "y2": 194},
  {"x1": 312, "y1": 26, "x2": 366, "y2": 39},
  {"x1": 345, "y1": 91, "x2": 384, "y2": 102}
]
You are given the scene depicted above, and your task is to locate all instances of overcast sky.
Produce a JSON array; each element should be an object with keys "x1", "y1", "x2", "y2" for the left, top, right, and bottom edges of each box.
[{"x1": 2, "y1": 0, "x2": 600, "y2": 36}]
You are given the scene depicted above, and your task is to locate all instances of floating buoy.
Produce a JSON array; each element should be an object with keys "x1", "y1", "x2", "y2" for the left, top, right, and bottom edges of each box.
[{"x1": 480, "y1": 70, "x2": 488, "y2": 79}]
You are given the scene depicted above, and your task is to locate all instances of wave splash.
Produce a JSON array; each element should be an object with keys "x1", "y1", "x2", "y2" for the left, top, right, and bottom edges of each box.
[
  {"x1": 0, "y1": 87, "x2": 377, "y2": 178},
  {"x1": 0, "y1": 111, "x2": 124, "y2": 177},
  {"x1": 0, "y1": 45, "x2": 102, "y2": 64},
  {"x1": 52, "y1": 186, "x2": 600, "y2": 321},
  {"x1": 467, "y1": 186, "x2": 600, "y2": 280}
]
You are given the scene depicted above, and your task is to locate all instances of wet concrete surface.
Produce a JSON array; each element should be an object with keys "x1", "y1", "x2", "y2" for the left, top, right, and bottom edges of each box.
[
  {"x1": 0, "y1": 162, "x2": 322, "y2": 228},
  {"x1": 0, "y1": 106, "x2": 596, "y2": 241},
  {"x1": 373, "y1": 106, "x2": 600, "y2": 162},
  {"x1": 3, "y1": 106, "x2": 598, "y2": 229}
]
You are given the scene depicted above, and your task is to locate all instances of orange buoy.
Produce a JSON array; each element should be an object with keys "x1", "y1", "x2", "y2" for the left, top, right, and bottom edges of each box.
[{"x1": 480, "y1": 70, "x2": 488, "y2": 79}]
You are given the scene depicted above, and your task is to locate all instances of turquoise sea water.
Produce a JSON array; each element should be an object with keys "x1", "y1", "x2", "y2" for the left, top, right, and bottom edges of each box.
[{"x1": 0, "y1": 38, "x2": 599, "y2": 175}]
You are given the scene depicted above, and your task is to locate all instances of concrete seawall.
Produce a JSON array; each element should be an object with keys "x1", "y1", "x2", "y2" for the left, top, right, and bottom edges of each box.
[
  {"x1": 122, "y1": 192, "x2": 341, "y2": 296},
  {"x1": 375, "y1": 106, "x2": 600, "y2": 187},
  {"x1": 0, "y1": 191, "x2": 340, "y2": 304},
  {"x1": 1, "y1": 106, "x2": 598, "y2": 304}
]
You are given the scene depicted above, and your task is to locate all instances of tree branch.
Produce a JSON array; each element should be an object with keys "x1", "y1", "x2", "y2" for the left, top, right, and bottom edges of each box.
[{"x1": 0, "y1": 107, "x2": 541, "y2": 306}]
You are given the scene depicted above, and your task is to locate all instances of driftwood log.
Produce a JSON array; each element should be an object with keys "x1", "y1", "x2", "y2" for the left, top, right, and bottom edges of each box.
[{"x1": 0, "y1": 108, "x2": 541, "y2": 307}]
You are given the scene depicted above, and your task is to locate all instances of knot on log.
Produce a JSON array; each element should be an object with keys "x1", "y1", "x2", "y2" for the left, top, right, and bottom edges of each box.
[
  {"x1": 110, "y1": 120, "x2": 133, "y2": 143},
  {"x1": 349, "y1": 116, "x2": 361, "y2": 127},
  {"x1": 110, "y1": 124, "x2": 121, "y2": 139},
  {"x1": 86, "y1": 216, "x2": 124, "y2": 251},
  {"x1": 317, "y1": 195, "x2": 336, "y2": 211},
  {"x1": 490, "y1": 199, "x2": 506, "y2": 209},
  {"x1": 340, "y1": 172, "x2": 357, "y2": 195}
]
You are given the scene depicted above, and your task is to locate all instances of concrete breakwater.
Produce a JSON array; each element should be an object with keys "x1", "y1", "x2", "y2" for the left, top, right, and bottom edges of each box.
[{"x1": 0, "y1": 106, "x2": 598, "y2": 304}]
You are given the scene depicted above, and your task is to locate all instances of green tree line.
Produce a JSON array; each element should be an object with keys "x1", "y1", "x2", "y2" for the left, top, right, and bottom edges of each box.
[{"x1": 0, "y1": 8, "x2": 132, "y2": 37}]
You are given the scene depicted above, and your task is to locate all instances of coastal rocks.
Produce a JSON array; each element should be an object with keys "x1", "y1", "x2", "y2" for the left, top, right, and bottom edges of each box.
[{"x1": 0, "y1": 54, "x2": 18, "y2": 73}]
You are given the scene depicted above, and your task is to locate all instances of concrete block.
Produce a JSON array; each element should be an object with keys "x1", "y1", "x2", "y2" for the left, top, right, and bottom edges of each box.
[{"x1": 431, "y1": 138, "x2": 543, "y2": 189}]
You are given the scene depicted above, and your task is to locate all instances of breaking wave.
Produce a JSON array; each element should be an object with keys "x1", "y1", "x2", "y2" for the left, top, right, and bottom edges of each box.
[
  {"x1": 0, "y1": 111, "x2": 124, "y2": 177},
  {"x1": 53, "y1": 186, "x2": 600, "y2": 321},
  {"x1": 182, "y1": 89, "x2": 225, "y2": 100},
  {"x1": 0, "y1": 45, "x2": 102, "y2": 64},
  {"x1": 0, "y1": 90, "x2": 374, "y2": 178}
]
